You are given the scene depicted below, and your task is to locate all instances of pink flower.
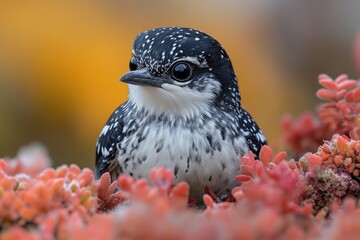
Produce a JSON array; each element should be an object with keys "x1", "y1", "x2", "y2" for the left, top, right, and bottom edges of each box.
[{"x1": 282, "y1": 74, "x2": 360, "y2": 156}]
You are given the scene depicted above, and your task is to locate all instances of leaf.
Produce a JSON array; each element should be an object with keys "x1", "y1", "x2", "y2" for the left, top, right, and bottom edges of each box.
[
  {"x1": 235, "y1": 175, "x2": 251, "y2": 182},
  {"x1": 336, "y1": 136, "x2": 348, "y2": 151},
  {"x1": 203, "y1": 194, "x2": 214, "y2": 208},
  {"x1": 240, "y1": 165, "x2": 253, "y2": 175},
  {"x1": 273, "y1": 152, "x2": 287, "y2": 164},
  {"x1": 150, "y1": 168, "x2": 173, "y2": 190},
  {"x1": 316, "y1": 89, "x2": 336, "y2": 101},
  {"x1": 105, "y1": 181, "x2": 118, "y2": 198},
  {"x1": 118, "y1": 175, "x2": 135, "y2": 191},
  {"x1": 348, "y1": 87, "x2": 360, "y2": 102},
  {"x1": 170, "y1": 181, "x2": 189, "y2": 203},
  {"x1": 307, "y1": 154, "x2": 323, "y2": 167},
  {"x1": 337, "y1": 80, "x2": 358, "y2": 90},
  {"x1": 254, "y1": 161, "x2": 265, "y2": 177},
  {"x1": 334, "y1": 155, "x2": 343, "y2": 167},
  {"x1": 97, "y1": 172, "x2": 111, "y2": 200},
  {"x1": 334, "y1": 74, "x2": 349, "y2": 84},
  {"x1": 335, "y1": 89, "x2": 347, "y2": 99},
  {"x1": 259, "y1": 145, "x2": 272, "y2": 166},
  {"x1": 319, "y1": 78, "x2": 337, "y2": 90}
]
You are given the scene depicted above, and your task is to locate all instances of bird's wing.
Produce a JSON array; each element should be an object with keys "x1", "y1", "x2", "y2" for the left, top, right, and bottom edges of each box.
[
  {"x1": 95, "y1": 104, "x2": 125, "y2": 180},
  {"x1": 239, "y1": 109, "x2": 267, "y2": 158}
]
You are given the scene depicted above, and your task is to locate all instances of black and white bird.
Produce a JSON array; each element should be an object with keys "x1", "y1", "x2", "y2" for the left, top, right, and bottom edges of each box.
[{"x1": 95, "y1": 27, "x2": 266, "y2": 201}]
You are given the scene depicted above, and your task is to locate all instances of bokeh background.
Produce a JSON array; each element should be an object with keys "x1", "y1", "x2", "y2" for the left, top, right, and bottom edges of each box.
[{"x1": 1, "y1": 1, "x2": 360, "y2": 168}]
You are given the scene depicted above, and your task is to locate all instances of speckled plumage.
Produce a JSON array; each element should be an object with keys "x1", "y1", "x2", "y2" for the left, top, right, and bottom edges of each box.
[{"x1": 95, "y1": 27, "x2": 266, "y2": 201}]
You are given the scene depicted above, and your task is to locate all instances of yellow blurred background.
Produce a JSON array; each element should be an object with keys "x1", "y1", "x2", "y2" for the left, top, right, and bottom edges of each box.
[{"x1": 0, "y1": 1, "x2": 359, "y2": 168}]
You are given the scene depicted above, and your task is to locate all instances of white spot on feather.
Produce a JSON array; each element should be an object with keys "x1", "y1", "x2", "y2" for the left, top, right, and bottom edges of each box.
[
  {"x1": 118, "y1": 113, "x2": 248, "y2": 201},
  {"x1": 100, "y1": 125, "x2": 110, "y2": 136}
]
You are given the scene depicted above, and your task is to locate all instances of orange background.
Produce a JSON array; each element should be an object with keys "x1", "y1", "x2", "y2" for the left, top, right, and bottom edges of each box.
[{"x1": 0, "y1": 1, "x2": 359, "y2": 168}]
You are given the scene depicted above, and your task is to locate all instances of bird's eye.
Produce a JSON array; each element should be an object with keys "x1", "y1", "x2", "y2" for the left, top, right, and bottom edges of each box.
[
  {"x1": 171, "y1": 62, "x2": 192, "y2": 82},
  {"x1": 129, "y1": 57, "x2": 138, "y2": 71}
]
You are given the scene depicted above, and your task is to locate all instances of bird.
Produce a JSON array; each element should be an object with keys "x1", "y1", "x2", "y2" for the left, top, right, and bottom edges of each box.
[{"x1": 95, "y1": 27, "x2": 266, "y2": 201}]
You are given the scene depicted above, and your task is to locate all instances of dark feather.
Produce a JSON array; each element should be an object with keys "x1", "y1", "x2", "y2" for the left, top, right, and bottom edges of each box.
[
  {"x1": 95, "y1": 104, "x2": 125, "y2": 179},
  {"x1": 239, "y1": 109, "x2": 267, "y2": 158}
]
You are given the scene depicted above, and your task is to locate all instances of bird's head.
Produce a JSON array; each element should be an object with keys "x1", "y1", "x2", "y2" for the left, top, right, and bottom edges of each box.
[{"x1": 121, "y1": 27, "x2": 241, "y2": 118}]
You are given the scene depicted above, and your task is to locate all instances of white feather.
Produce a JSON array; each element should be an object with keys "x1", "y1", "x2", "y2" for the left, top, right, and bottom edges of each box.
[
  {"x1": 128, "y1": 79, "x2": 220, "y2": 120},
  {"x1": 118, "y1": 116, "x2": 248, "y2": 201}
]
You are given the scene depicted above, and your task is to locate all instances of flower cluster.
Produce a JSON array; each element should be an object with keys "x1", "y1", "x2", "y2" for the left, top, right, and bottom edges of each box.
[
  {"x1": 317, "y1": 74, "x2": 360, "y2": 139},
  {"x1": 0, "y1": 146, "x2": 97, "y2": 239},
  {"x1": 282, "y1": 74, "x2": 360, "y2": 156},
  {"x1": 299, "y1": 134, "x2": 360, "y2": 213},
  {"x1": 2, "y1": 74, "x2": 360, "y2": 239}
]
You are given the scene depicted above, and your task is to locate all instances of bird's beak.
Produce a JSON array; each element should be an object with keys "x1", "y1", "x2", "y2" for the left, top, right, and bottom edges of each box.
[{"x1": 120, "y1": 68, "x2": 169, "y2": 88}]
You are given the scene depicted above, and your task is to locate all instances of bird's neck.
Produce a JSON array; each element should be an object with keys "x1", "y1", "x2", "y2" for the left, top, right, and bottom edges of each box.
[{"x1": 127, "y1": 84, "x2": 216, "y2": 120}]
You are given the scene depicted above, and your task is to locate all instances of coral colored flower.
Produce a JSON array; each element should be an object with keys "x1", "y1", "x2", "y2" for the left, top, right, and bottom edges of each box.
[
  {"x1": 281, "y1": 113, "x2": 331, "y2": 157},
  {"x1": 299, "y1": 134, "x2": 360, "y2": 213},
  {"x1": 150, "y1": 168, "x2": 174, "y2": 193},
  {"x1": 0, "y1": 160, "x2": 98, "y2": 238},
  {"x1": 234, "y1": 146, "x2": 307, "y2": 215},
  {"x1": 2, "y1": 143, "x2": 51, "y2": 177},
  {"x1": 3, "y1": 71, "x2": 360, "y2": 239},
  {"x1": 97, "y1": 172, "x2": 126, "y2": 212},
  {"x1": 282, "y1": 74, "x2": 360, "y2": 156}
]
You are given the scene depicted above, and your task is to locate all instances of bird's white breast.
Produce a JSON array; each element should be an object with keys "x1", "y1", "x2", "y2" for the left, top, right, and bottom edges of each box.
[{"x1": 118, "y1": 114, "x2": 248, "y2": 201}]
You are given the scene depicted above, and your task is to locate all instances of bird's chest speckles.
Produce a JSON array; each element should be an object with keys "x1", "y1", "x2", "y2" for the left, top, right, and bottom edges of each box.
[{"x1": 117, "y1": 110, "x2": 249, "y2": 199}]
